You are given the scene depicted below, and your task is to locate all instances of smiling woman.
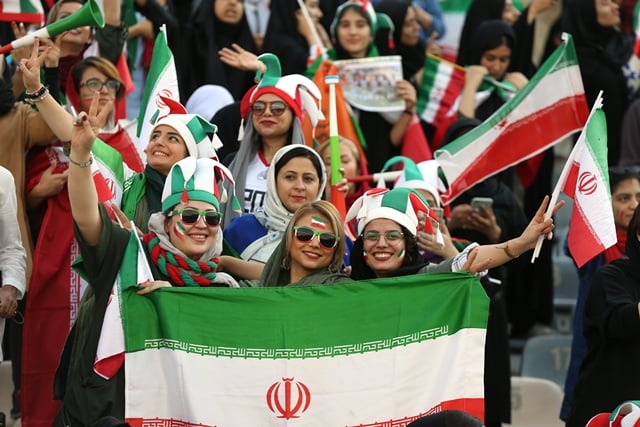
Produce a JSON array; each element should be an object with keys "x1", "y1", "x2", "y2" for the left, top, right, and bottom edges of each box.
[
  {"x1": 223, "y1": 144, "x2": 326, "y2": 271},
  {"x1": 55, "y1": 110, "x2": 239, "y2": 424},
  {"x1": 252, "y1": 200, "x2": 351, "y2": 286}
]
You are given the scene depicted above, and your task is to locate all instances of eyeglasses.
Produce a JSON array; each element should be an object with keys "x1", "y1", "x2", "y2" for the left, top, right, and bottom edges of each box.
[
  {"x1": 293, "y1": 226, "x2": 339, "y2": 249},
  {"x1": 168, "y1": 208, "x2": 222, "y2": 226},
  {"x1": 80, "y1": 78, "x2": 121, "y2": 93},
  {"x1": 363, "y1": 230, "x2": 404, "y2": 242},
  {"x1": 250, "y1": 100, "x2": 289, "y2": 117}
]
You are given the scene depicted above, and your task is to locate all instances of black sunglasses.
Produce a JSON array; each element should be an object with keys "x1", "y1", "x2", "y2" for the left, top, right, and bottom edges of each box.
[
  {"x1": 169, "y1": 208, "x2": 222, "y2": 226},
  {"x1": 251, "y1": 100, "x2": 289, "y2": 117},
  {"x1": 293, "y1": 226, "x2": 339, "y2": 249}
]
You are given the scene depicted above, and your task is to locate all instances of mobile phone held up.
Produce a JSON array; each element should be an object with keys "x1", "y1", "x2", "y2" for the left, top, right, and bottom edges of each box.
[{"x1": 470, "y1": 197, "x2": 493, "y2": 210}]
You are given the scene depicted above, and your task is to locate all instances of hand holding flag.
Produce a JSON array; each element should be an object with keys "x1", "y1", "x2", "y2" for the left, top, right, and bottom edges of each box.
[
  {"x1": 326, "y1": 74, "x2": 346, "y2": 218},
  {"x1": 531, "y1": 91, "x2": 616, "y2": 266}
]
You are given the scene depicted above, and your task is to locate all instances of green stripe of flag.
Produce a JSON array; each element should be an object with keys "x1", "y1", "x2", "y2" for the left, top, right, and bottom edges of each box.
[
  {"x1": 122, "y1": 273, "x2": 488, "y2": 355},
  {"x1": 585, "y1": 109, "x2": 610, "y2": 193}
]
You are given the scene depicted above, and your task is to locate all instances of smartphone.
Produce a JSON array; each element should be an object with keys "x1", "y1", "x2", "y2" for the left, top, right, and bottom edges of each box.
[
  {"x1": 470, "y1": 197, "x2": 493, "y2": 209},
  {"x1": 431, "y1": 207, "x2": 444, "y2": 222}
]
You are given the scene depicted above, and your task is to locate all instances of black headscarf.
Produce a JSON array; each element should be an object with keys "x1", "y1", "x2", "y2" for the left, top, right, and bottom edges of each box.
[
  {"x1": 563, "y1": 0, "x2": 632, "y2": 67},
  {"x1": 468, "y1": 20, "x2": 516, "y2": 67},
  {"x1": 172, "y1": 0, "x2": 257, "y2": 102},
  {"x1": 375, "y1": 0, "x2": 427, "y2": 79},
  {"x1": 624, "y1": 205, "x2": 640, "y2": 277},
  {"x1": 457, "y1": 0, "x2": 505, "y2": 66}
]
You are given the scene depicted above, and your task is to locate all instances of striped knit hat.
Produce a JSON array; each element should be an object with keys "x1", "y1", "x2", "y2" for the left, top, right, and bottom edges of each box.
[
  {"x1": 162, "y1": 157, "x2": 235, "y2": 212},
  {"x1": 346, "y1": 187, "x2": 436, "y2": 236},
  {"x1": 384, "y1": 156, "x2": 448, "y2": 207}
]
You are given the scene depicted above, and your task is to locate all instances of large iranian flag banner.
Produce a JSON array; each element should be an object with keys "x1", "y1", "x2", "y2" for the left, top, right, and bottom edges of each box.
[
  {"x1": 121, "y1": 274, "x2": 489, "y2": 425},
  {"x1": 434, "y1": 34, "x2": 588, "y2": 204}
]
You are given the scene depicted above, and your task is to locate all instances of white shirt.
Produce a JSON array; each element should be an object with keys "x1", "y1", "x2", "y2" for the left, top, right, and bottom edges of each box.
[
  {"x1": 0, "y1": 166, "x2": 26, "y2": 361},
  {"x1": 243, "y1": 153, "x2": 270, "y2": 214}
]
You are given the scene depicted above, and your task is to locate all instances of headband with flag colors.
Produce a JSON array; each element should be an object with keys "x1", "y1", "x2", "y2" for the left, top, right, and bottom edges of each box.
[
  {"x1": 383, "y1": 156, "x2": 449, "y2": 208},
  {"x1": 330, "y1": 0, "x2": 395, "y2": 48},
  {"x1": 346, "y1": 187, "x2": 435, "y2": 237},
  {"x1": 162, "y1": 157, "x2": 235, "y2": 212},
  {"x1": 240, "y1": 53, "x2": 323, "y2": 127}
]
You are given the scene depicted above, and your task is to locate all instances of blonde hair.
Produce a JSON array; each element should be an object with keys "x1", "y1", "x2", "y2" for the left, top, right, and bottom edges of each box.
[
  {"x1": 284, "y1": 200, "x2": 346, "y2": 273},
  {"x1": 316, "y1": 136, "x2": 362, "y2": 171}
]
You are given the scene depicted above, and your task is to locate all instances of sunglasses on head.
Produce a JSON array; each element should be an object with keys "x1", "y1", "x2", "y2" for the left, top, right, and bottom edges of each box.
[
  {"x1": 80, "y1": 78, "x2": 121, "y2": 93},
  {"x1": 250, "y1": 100, "x2": 289, "y2": 117},
  {"x1": 363, "y1": 230, "x2": 404, "y2": 242},
  {"x1": 293, "y1": 226, "x2": 339, "y2": 249},
  {"x1": 169, "y1": 208, "x2": 222, "y2": 226}
]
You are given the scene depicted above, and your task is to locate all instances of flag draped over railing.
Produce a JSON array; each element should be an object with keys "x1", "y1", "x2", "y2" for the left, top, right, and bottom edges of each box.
[
  {"x1": 122, "y1": 274, "x2": 489, "y2": 426},
  {"x1": 434, "y1": 34, "x2": 589, "y2": 204}
]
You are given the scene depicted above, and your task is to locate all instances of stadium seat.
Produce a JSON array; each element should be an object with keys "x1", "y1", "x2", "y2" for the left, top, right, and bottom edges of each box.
[
  {"x1": 507, "y1": 376, "x2": 564, "y2": 427},
  {"x1": 520, "y1": 334, "x2": 572, "y2": 388}
]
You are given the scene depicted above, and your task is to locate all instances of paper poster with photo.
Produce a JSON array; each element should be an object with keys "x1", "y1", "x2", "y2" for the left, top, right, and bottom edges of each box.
[{"x1": 333, "y1": 55, "x2": 405, "y2": 112}]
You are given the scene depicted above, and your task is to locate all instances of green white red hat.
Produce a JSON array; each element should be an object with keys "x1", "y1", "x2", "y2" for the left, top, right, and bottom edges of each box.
[
  {"x1": 383, "y1": 156, "x2": 448, "y2": 207},
  {"x1": 330, "y1": 0, "x2": 395, "y2": 47},
  {"x1": 345, "y1": 187, "x2": 437, "y2": 237},
  {"x1": 240, "y1": 53, "x2": 323, "y2": 127},
  {"x1": 162, "y1": 157, "x2": 236, "y2": 212},
  {"x1": 152, "y1": 97, "x2": 223, "y2": 160}
]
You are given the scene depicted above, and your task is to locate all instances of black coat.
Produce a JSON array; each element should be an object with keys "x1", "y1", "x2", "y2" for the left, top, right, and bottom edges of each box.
[{"x1": 565, "y1": 209, "x2": 640, "y2": 427}]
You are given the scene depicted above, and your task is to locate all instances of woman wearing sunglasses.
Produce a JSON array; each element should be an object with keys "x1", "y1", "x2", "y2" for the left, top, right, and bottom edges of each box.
[
  {"x1": 54, "y1": 109, "x2": 238, "y2": 426},
  {"x1": 222, "y1": 145, "x2": 327, "y2": 279},
  {"x1": 244, "y1": 200, "x2": 351, "y2": 286},
  {"x1": 221, "y1": 53, "x2": 322, "y2": 227}
]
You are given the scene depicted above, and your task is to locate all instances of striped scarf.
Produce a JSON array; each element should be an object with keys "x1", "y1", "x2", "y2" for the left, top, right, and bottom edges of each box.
[{"x1": 143, "y1": 232, "x2": 219, "y2": 286}]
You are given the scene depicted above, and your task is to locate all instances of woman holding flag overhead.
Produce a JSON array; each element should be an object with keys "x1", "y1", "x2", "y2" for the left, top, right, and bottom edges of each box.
[{"x1": 54, "y1": 102, "x2": 238, "y2": 426}]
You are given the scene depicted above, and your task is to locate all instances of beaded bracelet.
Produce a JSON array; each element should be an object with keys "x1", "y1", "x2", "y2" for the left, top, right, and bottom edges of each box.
[{"x1": 24, "y1": 86, "x2": 49, "y2": 103}]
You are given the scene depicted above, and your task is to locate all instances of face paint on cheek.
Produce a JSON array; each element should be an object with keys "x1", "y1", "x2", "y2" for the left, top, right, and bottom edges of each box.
[
  {"x1": 363, "y1": 250, "x2": 368, "y2": 262},
  {"x1": 397, "y1": 248, "x2": 405, "y2": 258},
  {"x1": 173, "y1": 222, "x2": 187, "y2": 239}
]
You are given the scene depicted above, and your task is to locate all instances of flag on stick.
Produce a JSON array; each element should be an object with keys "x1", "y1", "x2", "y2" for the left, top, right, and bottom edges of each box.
[
  {"x1": 122, "y1": 274, "x2": 489, "y2": 425},
  {"x1": 136, "y1": 25, "x2": 180, "y2": 160},
  {"x1": 532, "y1": 92, "x2": 616, "y2": 266},
  {"x1": 416, "y1": 54, "x2": 465, "y2": 129},
  {"x1": 434, "y1": 34, "x2": 589, "y2": 204}
]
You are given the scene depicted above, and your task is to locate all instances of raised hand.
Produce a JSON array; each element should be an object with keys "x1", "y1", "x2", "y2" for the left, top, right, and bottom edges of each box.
[{"x1": 17, "y1": 38, "x2": 51, "y2": 92}]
